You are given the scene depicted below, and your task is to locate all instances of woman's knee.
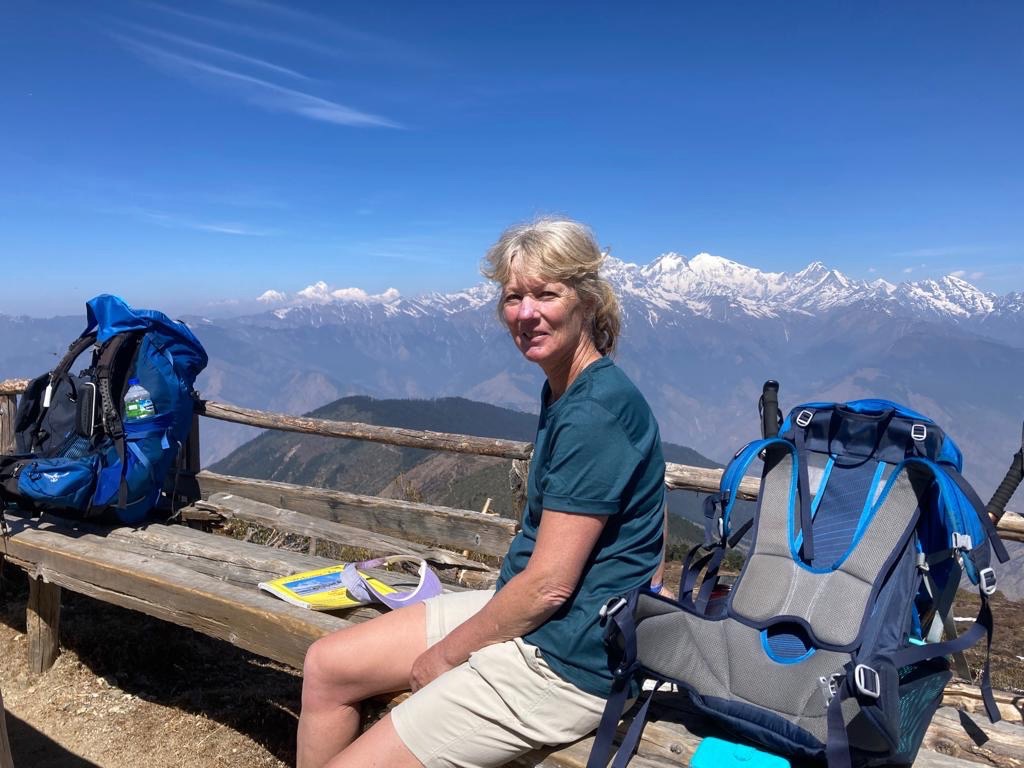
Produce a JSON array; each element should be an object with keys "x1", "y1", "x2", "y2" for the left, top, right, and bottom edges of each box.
[{"x1": 303, "y1": 631, "x2": 357, "y2": 699}]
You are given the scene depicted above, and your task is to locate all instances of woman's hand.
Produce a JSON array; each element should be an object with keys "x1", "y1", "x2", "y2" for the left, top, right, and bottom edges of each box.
[{"x1": 409, "y1": 642, "x2": 459, "y2": 692}]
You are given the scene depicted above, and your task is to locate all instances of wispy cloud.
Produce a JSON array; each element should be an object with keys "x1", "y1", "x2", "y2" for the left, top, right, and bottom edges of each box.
[
  {"x1": 112, "y1": 36, "x2": 402, "y2": 128},
  {"x1": 951, "y1": 269, "x2": 985, "y2": 281},
  {"x1": 215, "y1": 0, "x2": 433, "y2": 66},
  {"x1": 110, "y1": 206, "x2": 275, "y2": 236},
  {"x1": 145, "y1": 2, "x2": 344, "y2": 58},
  {"x1": 119, "y1": 22, "x2": 311, "y2": 81}
]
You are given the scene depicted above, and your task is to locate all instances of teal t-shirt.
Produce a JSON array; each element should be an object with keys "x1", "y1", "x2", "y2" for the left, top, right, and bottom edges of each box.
[{"x1": 494, "y1": 357, "x2": 666, "y2": 698}]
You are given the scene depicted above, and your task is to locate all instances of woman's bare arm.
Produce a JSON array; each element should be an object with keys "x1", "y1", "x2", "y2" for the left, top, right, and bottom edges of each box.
[{"x1": 409, "y1": 509, "x2": 607, "y2": 690}]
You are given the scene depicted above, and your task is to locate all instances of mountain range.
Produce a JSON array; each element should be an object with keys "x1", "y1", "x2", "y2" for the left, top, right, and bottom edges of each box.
[
  {"x1": 3, "y1": 253, "x2": 1022, "y2": 485},
  {"x1": 2, "y1": 250, "x2": 1021, "y2": 595}
]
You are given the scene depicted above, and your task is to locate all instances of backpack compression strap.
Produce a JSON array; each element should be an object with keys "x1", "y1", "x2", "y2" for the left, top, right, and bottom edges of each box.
[
  {"x1": 92, "y1": 332, "x2": 144, "y2": 512},
  {"x1": 586, "y1": 590, "x2": 642, "y2": 768}
]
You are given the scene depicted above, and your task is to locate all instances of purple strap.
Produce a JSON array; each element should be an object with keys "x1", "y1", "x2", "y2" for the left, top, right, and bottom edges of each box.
[{"x1": 340, "y1": 556, "x2": 443, "y2": 610}]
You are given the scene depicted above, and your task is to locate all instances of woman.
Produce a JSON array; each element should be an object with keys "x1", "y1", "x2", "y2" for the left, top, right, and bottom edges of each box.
[{"x1": 297, "y1": 217, "x2": 666, "y2": 768}]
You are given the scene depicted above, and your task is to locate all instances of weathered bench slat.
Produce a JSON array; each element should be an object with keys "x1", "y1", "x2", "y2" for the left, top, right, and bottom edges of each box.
[
  {"x1": 202, "y1": 492, "x2": 497, "y2": 576},
  {"x1": 89, "y1": 517, "x2": 467, "y2": 614},
  {"x1": 197, "y1": 470, "x2": 518, "y2": 556},
  {"x1": 2, "y1": 515, "x2": 348, "y2": 669}
]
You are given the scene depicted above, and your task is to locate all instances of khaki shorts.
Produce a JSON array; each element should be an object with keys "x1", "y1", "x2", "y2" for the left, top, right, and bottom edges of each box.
[{"x1": 390, "y1": 590, "x2": 612, "y2": 768}]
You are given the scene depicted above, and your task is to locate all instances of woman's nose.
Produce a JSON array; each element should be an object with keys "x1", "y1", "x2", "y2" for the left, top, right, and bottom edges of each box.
[{"x1": 517, "y1": 296, "x2": 537, "y2": 319}]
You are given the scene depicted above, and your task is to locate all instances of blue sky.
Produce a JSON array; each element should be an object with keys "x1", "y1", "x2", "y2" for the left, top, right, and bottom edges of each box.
[{"x1": 3, "y1": 0, "x2": 1022, "y2": 317}]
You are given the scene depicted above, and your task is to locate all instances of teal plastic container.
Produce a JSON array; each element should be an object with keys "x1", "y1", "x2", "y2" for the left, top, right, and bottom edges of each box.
[{"x1": 691, "y1": 737, "x2": 791, "y2": 768}]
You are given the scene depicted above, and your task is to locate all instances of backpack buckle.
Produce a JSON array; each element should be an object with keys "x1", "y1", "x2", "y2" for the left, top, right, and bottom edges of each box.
[
  {"x1": 979, "y1": 567, "x2": 997, "y2": 596},
  {"x1": 818, "y1": 673, "x2": 843, "y2": 705},
  {"x1": 854, "y1": 664, "x2": 880, "y2": 699},
  {"x1": 599, "y1": 596, "x2": 628, "y2": 619},
  {"x1": 911, "y1": 423, "x2": 927, "y2": 441},
  {"x1": 952, "y1": 532, "x2": 973, "y2": 552},
  {"x1": 795, "y1": 409, "x2": 814, "y2": 428}
]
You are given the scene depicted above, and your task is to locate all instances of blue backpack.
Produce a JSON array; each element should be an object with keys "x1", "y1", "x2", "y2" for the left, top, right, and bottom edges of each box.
[
  {"x1": 0, "y1": 295, "x2": 208, "y2": 523},
  {"x1": 589, "y1": 399, "x2": 1010, "y2": 768}
]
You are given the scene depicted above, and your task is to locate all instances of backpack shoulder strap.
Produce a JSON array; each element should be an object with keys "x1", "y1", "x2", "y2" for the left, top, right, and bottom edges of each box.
[
  {"x1": 23, "y1": 332, "x2": 98, "y2": 454},
  {"x1": 91, "y1": 331, "x2": 145, "y2": 511}
]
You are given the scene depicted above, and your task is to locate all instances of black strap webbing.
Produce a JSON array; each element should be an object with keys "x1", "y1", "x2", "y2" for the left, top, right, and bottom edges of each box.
[
  {"x1": 90, "y1": 332, "x2": 144, "y2": 513},
  {"x1": 941, "y1": 465, "x2": 1010, "y2": 564},
  {"x1": 796, "y1": 427, "x2": 815, "y2": 562}
]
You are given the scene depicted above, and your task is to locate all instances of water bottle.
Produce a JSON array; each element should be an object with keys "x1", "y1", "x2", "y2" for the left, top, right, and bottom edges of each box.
[{"x1": 124, "y1": 378, "x2": 156, "y2": 421}]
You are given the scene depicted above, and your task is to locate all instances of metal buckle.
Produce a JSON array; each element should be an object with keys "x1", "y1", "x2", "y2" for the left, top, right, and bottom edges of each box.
[
  {"x1": 599, "y1": 596, "x2": 628, "y2": 619},
  {"x1": 952, "y1": 532, "x2": 973, "y2": 551},
  {"x1": 818, "y1": 673, "x2": 843, "y2": 705},
  {"x1": 795, "y1": 409, "x2": 814, "y2": 428},
  {"x1": 915, "y1": 552, "x2": 929, "y2": 572},
  {"x1": 854, "y1": 664, "x2": 881, "y2": 699},
  {"x1": 911, "y1": 423, "x2": 927, "y2": 442},
  {"x1": 979, "y1": 567, "x2": 997, "y2": 596}
]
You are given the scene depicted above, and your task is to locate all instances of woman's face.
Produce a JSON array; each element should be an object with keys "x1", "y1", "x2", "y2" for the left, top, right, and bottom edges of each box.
[{"x1": 501, "y1": 270, "x2": 590, "y2": 372}]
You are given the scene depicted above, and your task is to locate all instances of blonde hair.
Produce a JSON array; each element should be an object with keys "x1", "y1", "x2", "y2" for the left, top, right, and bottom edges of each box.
[{"x1": 481, "y1": 217, "x2": 621, "y2": 355}]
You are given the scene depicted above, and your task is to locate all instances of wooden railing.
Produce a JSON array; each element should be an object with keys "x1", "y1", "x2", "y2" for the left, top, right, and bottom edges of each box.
[{"x1": 1, "y1": 377, "x2": 1020, "y2": 544}]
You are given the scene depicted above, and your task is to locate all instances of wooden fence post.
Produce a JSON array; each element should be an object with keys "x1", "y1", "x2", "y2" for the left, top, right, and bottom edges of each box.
[
  {"x1": 0, "y1": 686, "x2": 13, "y2": 768},
  {"x1": 1, "y1": 388, "x2": 63, "y2": 674},
  {"x1": 27, "y1": 575, "x2": 61, "y2": 674},
  {"x1": 510, "y1": 458, "x2": 530, "y2": 519},
  {"x1": 0, "y1": 393, "x2": 15, "y2": 454},
  {"x1": 1, "y1": 395, "x2": 19, "y2": 763}
]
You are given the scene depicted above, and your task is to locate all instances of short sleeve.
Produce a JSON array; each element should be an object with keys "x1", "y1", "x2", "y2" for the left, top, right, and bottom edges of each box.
[{"x1": 539, "y1": 401, "x2": 643, "y2": 515}]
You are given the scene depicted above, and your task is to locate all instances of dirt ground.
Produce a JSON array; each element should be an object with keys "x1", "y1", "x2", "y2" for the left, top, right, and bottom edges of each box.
[{"x1": 0, "y1": 565, "x2": 300, "y2": 768}]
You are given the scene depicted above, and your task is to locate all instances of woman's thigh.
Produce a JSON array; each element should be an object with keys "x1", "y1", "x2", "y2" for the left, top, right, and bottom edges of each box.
[
  {"x1": 304, "y1": 602, "x2": 429, "y2": 699},
  {"x1": 305, "y1": 589, "x2": 495, "y2": 700},
  {"x1": 390, "y1": 639, "x2": 607, "y2": 768}
]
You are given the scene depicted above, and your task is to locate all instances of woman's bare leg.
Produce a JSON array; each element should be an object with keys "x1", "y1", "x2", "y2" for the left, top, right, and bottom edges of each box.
[
  {"x1": 296, "y1": 603, "x2": 427, "y2": 768},
  {"x1": 323, "y1": 713, "x2": 422, "y2": 768}
]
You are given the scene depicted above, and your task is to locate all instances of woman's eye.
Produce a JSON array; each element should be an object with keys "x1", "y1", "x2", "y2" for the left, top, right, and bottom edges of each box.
[
  {"x1": 503, "y1": 294, "x2": 521, "y2": 304},
  {"x1": 538, "y1": 291, "x2": 558, "y2": 299}
]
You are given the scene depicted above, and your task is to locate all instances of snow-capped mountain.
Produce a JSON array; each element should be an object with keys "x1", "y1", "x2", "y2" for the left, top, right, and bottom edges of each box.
[
  {"x1": 2, "y1": 251, "x2": 1022, "y2": 497},
  {"x1": 253, "y1": 253, "x2": 1018, "y2": 326}
]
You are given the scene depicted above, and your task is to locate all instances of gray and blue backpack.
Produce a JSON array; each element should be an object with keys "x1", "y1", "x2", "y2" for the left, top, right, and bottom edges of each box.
[
  {"x1": 0, "y1": 294, "x2": 207, "y2": 524},
  {"x1": 589, "y1": 399, "x2": 1011, "y2": 768}
]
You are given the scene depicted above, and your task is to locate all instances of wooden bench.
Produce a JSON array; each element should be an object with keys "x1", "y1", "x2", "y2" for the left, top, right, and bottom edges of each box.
[
  {"x1": 1, "y1": 383, "x2": 1022, "y2": 767},
  {"x1": 5, "y1": 504, "x2": 1020, "y2": 768}
]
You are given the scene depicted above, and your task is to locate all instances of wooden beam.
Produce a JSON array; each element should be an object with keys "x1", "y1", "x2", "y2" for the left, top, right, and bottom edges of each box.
[
  {"x1": 3, "y1": 515, "x2": 349, "y2": 669},
  {"x1": 199, "y1": 494, "x2": 499, "y2": 588},
  {"x1": 197, "y1": 471, "x2": 518, "y2": 557},
  {"x1": 665, "y1": 462, "x2": 755, "y2": 499},
  {"x1": 27, "y1": 576, "x2": 61, "y2": 674},
  {"x1": 996, "y1": 511, "x2": 1024, "y2": 545},
  {"x1": 198, "y1": 399, "x2": 534, "y2": 460},
  {"x1": 0, "y1": 379, "x2": 28, "y2": 397}
]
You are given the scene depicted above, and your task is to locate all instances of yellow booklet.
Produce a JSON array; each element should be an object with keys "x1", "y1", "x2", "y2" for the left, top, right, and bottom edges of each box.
[{"x1": 258, "y1": 564, "x2": 397, "y2": 611}]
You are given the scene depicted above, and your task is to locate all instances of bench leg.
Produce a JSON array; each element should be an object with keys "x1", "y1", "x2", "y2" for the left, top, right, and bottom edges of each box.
[
  {"x1": 0, "y1": 687, "x2": 14, "y2": 768},
  {"x1": 27, "y1": 577, "x2": 61, "y2": 674}
]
